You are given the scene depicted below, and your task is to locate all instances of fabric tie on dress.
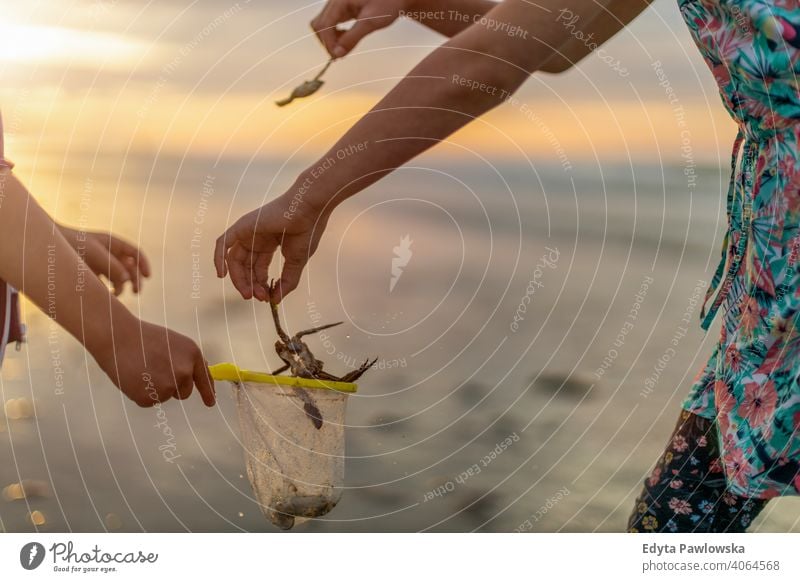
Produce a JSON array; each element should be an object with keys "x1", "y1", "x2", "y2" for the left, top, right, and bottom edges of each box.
[{"x1": 699, "y1": 128, "x2": 756, "y2": 331}]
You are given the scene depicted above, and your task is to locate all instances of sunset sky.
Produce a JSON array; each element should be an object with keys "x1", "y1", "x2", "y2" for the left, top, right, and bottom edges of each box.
[{"x1": 1, "y1": 0, "x2": 738, "y2": 169}]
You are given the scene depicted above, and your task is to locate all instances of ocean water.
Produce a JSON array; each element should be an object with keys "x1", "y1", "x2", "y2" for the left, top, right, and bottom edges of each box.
[{"x1": 1, "y1": 154, "x2": 799, "y2": 532}]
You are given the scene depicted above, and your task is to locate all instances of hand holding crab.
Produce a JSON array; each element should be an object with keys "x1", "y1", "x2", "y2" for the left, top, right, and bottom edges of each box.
[
  {"x1": 266, "y1": 280, "x2": 376, "y2": 430},
  {"x1": 267, "y1": 280, "x2": 377, "y2": 383}
]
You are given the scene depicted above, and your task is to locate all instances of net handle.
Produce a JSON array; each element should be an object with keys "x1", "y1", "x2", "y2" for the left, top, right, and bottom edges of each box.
[{"x1": 209, "y1": 362, "x2": 358, "y2": 393}]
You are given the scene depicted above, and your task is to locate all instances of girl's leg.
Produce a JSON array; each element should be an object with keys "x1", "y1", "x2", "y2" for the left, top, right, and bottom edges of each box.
[{"x1": 627, "y1": 409, "x2": 768, "y2": 532}]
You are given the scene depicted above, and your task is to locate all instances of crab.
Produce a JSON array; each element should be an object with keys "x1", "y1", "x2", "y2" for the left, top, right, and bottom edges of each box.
[
  {"x1": 266, "y1": 281, "x2": 377, "y2": 429},
  {"x1": 275, "y1": 59, "x2": 333, "y2": 107}
]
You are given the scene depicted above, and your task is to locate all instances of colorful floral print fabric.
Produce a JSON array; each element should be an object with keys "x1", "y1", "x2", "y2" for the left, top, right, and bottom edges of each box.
[
  {"x1": 679, "y1": 0, "x2": 800, "y2": 498},
  {"x1": 628, "y1": 410, "x2": 768, "y2": 532}
]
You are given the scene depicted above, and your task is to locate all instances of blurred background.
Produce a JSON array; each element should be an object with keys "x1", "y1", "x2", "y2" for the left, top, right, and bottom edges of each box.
[{"x1": 1, "y1": 0, "x2": 798, "y2": 532}]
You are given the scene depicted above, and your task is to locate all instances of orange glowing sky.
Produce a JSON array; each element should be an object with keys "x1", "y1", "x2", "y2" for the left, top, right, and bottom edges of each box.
[{"x1": 1, "y1": 0, "x2": 738, "y2": 169}]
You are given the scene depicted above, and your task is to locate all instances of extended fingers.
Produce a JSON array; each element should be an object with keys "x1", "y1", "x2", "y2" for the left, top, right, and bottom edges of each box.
[
  {"x1": 226, "y1": 245, "x2": 272, "y2": 301},
  {"x1": 275, "y1": 256, "x2": 308, "y2": 303},
  {"x1": 216, "y1": 218, "x2": 279, "y2": 300},
  {"x1": 124, "y1": 257, "x2": 142, "y2": 293},
  {"x1": 226, "y1": 243, "x2": 255, "y2": 299},
  {"x1": 335, "y1": 16, "x2": 385, "y2": 55},
  {"x1": 252, "y1": 252, "x2": 273, "y2": 301},
  {"x1": 214, "y1": 228, "x2": 234, "y2": 277},
  {"x1": 108, "y1": 235, "x2": 151, "y2": 276},
  {"x1": 105, "y1": 255, "x2": 131, "y2": 296},
  {"x1": 107, "y1": 235, "x2": 151, "y2": 293}
]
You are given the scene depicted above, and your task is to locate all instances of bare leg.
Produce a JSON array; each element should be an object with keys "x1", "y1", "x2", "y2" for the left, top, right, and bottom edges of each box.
[{"x1": 340, "y1": 357, "x2": 378, "y2": 383}]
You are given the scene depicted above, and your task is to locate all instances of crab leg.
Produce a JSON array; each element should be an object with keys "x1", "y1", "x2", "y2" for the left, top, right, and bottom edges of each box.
[
  {"x1": 267, "y1": 281, "x2": 292, "y2": 342},
  {"x1": 296, "y1": 321, "x2": 343, "y2": 338},
  {"x1": 313, "y1": 370, "x2": 345, "y2": 382},
  {"x1": 269, "y1": 301, "x2": 292, "y2": 342},
  {"x1": 270, "y1": 363, "x2": 290, "y2": 375},
  {"x1": 340, "y1": 357, "x2": 379, "y2": 383}
]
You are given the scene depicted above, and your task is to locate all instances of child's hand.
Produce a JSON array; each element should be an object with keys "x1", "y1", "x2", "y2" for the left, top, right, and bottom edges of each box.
[
  {"x1": 58, "y1": 225, "x2": 151, "y2": 295},
  {"x1": 91, "y1": 314, "x2": 216, "y2": 408},
  {"x1": 311, "y1": 0, "x2": 408, "y2": 58},
  {"x1": 214, "y1": 192, "x2": 329, "y2": 303}
]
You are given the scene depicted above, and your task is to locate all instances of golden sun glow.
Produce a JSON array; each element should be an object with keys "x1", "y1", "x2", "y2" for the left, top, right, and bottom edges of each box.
[
  {"x1": 0, "y1": 1, "x2": 732, "y2": 166},
  {"x1": 0, "y1": 21, "x2": 148, "y2": 67}
]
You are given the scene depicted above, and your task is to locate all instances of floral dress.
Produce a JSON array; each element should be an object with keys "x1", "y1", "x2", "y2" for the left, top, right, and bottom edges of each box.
[{"x1": 679, "y1": 0, "x2": 800, "y2": 499}]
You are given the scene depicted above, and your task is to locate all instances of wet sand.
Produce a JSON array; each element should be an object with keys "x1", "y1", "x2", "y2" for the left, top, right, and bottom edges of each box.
[{"x1": 1, "y1": 154, "x2": 798, "y2": 532}]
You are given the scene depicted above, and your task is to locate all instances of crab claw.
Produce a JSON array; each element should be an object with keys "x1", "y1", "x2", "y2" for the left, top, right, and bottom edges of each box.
[{"x1": 340, "y1": 357, "x2": 378, "y2": 383}]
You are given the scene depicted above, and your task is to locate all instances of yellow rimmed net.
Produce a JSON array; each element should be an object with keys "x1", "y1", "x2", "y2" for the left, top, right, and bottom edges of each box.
[{"x1": 210, "y1": 363, "x2": 357, "y2": 530}]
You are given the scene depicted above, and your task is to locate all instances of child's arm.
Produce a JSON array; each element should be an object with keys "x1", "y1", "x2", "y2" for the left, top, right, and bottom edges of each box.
[
  {"x1": 538, "y1": 0, "x2": 654, "y2": 73},
  {"x1": 310, "y1": 0, "x2": 649, "y2": 72},
  {"x1": 217, "y1": 0, "x2": 651, "y2": 302},
  {"x1": 0, "y1": 170, "x2": 215, "y2": 407}
]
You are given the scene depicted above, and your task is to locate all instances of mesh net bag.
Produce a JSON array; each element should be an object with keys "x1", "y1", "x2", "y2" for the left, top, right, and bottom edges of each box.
[{"x1": 210, "y1": 363, "x2": 356, "y2": 530}]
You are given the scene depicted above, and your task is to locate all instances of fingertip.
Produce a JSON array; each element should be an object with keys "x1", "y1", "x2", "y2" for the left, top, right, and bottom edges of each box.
[
  {"x1": 214, "y1": 239, "x2": 226, "y2": 277},
  {"x1": 138, "y1": 254, "x2": 152, "y2": 278},
  {"x1": 195, "y1": 360, "x2": 216, "y2": 407},
  {"x1": 333, "y1": 45, "x2": 346, "y2": 58},
  {"x1": 254, "y1": 284, "x2": 268, "y2": 301},
  {"x1": 203, "y1": 381, "x2": 216, "y2": 407}
]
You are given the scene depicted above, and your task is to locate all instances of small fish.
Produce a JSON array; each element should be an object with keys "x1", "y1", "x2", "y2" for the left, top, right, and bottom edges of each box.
[
  {"x1": 266, "y1": 280, "x2": 376, "y2": 432},
  {"x1": 276, "y1": 59, "x2": 333, "y2": 107},
  {"x1": 292, "y1": 387, "x2": 323, "y2": 430}
]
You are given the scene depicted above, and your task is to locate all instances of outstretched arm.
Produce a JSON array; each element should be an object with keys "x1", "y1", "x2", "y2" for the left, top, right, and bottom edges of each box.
[
  {"x1": 312, "y1": 0, "x2": 651, "y2": 72},
  {"x1": 0, "y1": 171, "x2": 133, "y2": 357},
  {"x1": 540, "y1": 0, "x2": 653, "y2": 73},
  {"x1": 0, "y1": 170, "x2": 215, "y2": 407},
  {"x1": 217, "y1": 0, "x2": 651, "y2": 301}
]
